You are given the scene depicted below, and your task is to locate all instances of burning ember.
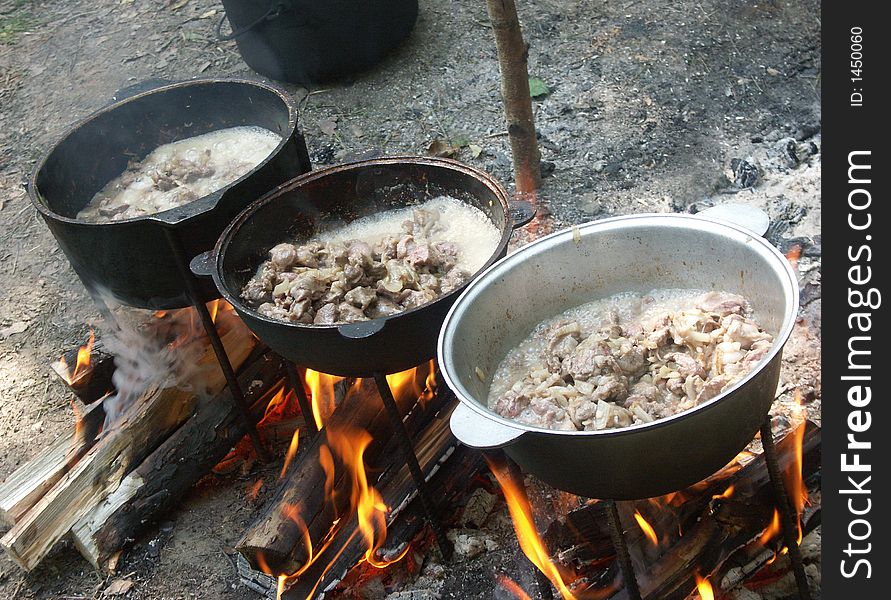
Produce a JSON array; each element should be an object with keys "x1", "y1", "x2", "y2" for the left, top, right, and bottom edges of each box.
[{"x1": 498, "y1": 574, "x2": 533, "y2": 600}]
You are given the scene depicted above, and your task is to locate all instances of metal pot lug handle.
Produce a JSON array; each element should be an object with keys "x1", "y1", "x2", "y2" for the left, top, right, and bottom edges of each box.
[
  {"x1": 509, "y1": 199, "x2": 536, "y2": 230},
  {"x1": 695, "y1": 203, "x2": 770, "y2": 238},
  {"x1": 189, "y1": 250, "x2": 216, "y2": 279},
  {"x1": 338, "y1": 318, "x2": 387, "y2": 339},
  {"x1": 450, "y1": 402, "x2": 525, "y2": 449}
]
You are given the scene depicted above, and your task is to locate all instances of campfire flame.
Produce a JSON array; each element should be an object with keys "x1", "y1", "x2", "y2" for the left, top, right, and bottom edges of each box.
[
  {"x1": 487, "y1": 457, "x2": 577, "y2": 599},
  {"x1": 712, "y1": 484, "x2": 735, "y2": 501},
  {"x1": 326, "y1": 425, "x2": 408, "y2": 569},
  {"x1": 281, "y1": 429, "x2": 300, "y2": 479},
  {"x1": 58, "y1": 329, "x2": 96, "y2": 384},
  {"x1": 787, "y1": 391, "x2": 808, "y2": 544},
  {"x1": 695, "y1": 573, "x2": 715, "y2": 600},
  {"x1": 253, "y1": 363, "x2": 438, "y2": 597},
  {"x1": 304, "y1": 370, "x2": 344, "y2": 430},
  {"x1": 633, "y1": 510, "x2": 659, "y2": 547}
]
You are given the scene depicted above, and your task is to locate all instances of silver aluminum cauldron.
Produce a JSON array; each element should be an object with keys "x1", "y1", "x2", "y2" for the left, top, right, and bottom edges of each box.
[{"x1": 438, "y1": 213, "x2": 799, "y2": 500}]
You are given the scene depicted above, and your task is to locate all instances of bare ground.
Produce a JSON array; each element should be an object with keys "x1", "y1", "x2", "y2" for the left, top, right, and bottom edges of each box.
[{"x1": 0, "y1": 0, "x2": 820, "y2": 598}]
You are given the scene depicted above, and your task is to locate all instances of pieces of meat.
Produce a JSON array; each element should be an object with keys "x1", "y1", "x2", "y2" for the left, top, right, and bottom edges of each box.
[
  {"x1": 697, "y1": 291, "x2": 749, "y2": 316},
  {"x1": 492, "y1": 290, "x2": 774, "y2": 432}
]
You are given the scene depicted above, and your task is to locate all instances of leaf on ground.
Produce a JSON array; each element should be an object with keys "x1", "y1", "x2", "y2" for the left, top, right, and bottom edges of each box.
[
  {"x1": 426, "y1": 139, "x2": 459, "y2": 158},
  {"x1": 468, "y1": 144, "x2": 484, "y2": 159},
  {"x1": 319, "y1": 118, "x2": 338, "y2": 136},
  {"x1": 199, "y1": 9, "x2": 217, "y2": 19},
  {"x1": 452, "y1": 134, "x2": 471, "y2": 148},
  {"x1": 528, "y1": 76, "x2": 550, "y2": 99},
  {"x1": 169, "y1": 0, "x2": 189, "y2": 10},
  {"x1": 103, "y1": 578, "x2": 134, "y2": 596},
  {"x1": 0, "y1": 322, "x2": 28, "y2": 339}
]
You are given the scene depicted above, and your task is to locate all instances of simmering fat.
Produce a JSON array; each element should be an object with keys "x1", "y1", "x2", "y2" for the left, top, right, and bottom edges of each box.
[
  {"x1": 488, "y1": 289, "x2": 774, "y2": 431},
  {"x1": 76, "y1": 126, "x2": 281, "y2": 222}
]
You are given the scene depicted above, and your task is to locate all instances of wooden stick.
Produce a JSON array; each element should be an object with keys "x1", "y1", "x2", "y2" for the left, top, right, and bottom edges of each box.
[
  {"x1": 486, "y1": 0, "x2": 542, "y2": 195},
  {"x1": 0, "y1": 326, "x2": 255, "y2": 571}
]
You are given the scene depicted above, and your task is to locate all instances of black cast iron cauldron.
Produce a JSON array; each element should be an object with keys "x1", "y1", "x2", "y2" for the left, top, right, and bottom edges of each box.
[
  {"x1": 195, "y1": 156, "x2": 532, "y2": 377},
  {"x1": 219, "y1": 0, "x2": 418, "y2": 83},
  {"x1": 29, "y1": 78, "x2": 312, "y2": 310}
]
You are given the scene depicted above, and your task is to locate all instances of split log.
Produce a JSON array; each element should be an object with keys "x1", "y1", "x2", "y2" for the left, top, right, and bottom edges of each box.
[
  {"x1": 71, "y1": 353, "x2": 285, "y2": 571},
  {"x1": 0, "y1": 325, "x2": 255, "y2": 571},
  {"x1": 237, "y1": 371, "x2": 449, "y2": 576},
  {"x1": 487, "y1": 0, "x2": 541, "y2": 195},
  {"x1": 237, "y1": 378, "x2": 403, "y2": 574},
  {"x1": 0, "y1": 401, "x2": 105, "y2": 525},
  {"x1": 233, "y1": 403, "x2": 471, "y2": 600}
]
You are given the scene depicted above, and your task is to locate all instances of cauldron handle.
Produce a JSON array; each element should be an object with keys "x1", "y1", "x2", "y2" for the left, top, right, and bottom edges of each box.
[
  {"x1": 189, "y1": 250, "x2": 217, "y2": 279},
  {"x1": 509, "y1": 199, "x2": 536, "y2": 229},
  {"x1": 450, "y1": 402, "x2": 524, "y2": 449}
]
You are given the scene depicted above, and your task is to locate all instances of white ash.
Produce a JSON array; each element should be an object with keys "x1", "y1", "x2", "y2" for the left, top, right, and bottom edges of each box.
[
  {"x1": 447, "y1": 528, "x2": 500, "y2": 560},
  {"x1": 459, "y1": 487, "x2": 498, "y2": 529}
]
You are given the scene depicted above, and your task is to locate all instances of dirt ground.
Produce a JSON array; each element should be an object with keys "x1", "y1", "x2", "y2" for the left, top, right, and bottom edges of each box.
[{"x1": 1, "y1": 0, "x2": 820, "y2": 598}]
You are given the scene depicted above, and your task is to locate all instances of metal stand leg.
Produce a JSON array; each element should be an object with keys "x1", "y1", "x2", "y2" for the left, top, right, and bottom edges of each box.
[
  {"x1": 284, "y1": 362, "x2": 319, "y2": 437},
  {"x1": 760, "y1": 419, "x2": 812, "y2": 600},
  {"x1": 504, "y1": 457, "x2": 555, "y2": 600},
  {"x1": 373, "y1": 373, "x2": 452, "y2": 561},
  {"x1": 163, "y1": 229, "x2": 269, "y2": 462},
  {"x1": 605, "y1": 499, "x2": 642, "y2": 600}
]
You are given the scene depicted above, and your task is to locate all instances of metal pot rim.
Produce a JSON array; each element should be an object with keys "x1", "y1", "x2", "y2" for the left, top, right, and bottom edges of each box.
[
  {"x1": 28, "y1": 77, "x2": 299, "y2": 228},
  {"x1": 438, "y1": 212, "x2": 800, "y2": 439},
  {"x1": 211, "y1": 155, "x2": 514, "y2": 332}
]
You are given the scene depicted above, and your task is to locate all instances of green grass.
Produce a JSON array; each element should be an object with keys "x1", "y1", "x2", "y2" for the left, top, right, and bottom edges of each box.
[{"x1": 0, "y1": 2, "x2": 34, "y2": 45}]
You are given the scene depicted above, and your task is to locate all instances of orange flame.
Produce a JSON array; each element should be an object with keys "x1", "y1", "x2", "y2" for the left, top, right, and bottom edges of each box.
[
  {"x1": 487, "y1": 458, "x2": 576, "y2": 599},
  {"x1": 696, "y1": 573, "x2": 715, "y2": 600},
  {"x1": 712, "y1": 484, "x2": 735, "y2": 501},
  {"x1": 633, "y1": 510, "x2": 659, "y2": 547},
  {"x1": 208, "y1": 299, "x2": 221, "y2": 324},
  {"x1": 257, "y1": 385, "x2": 290, "y2": 428},
  {"x1": 327, "y1": 425, "x2": 408, "y2": 569},
  {"x1": 59, "y1": 330, "x2": 96, "y2": 384},
  {"x1": 786, "y1": 390, "x2": 808, "y2": 545},
  {"x1": 73, "y1": 329, "x2": 95, "y2": 381},
  {"x1": 497, "y1": 574, "x2": 533, "y2": 600},
  {"x1": 759, "y1": 508, "x2": 782, "y2": 564},
  {"x1": 280, "y1": 429, "x2": 300, "y2": 479},
  {"x1": 305, "y1": 370, "x2": 344, "y2": 430}
]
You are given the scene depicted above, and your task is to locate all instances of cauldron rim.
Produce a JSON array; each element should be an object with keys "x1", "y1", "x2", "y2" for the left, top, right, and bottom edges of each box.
[{"x1": 28, "y1": 77, "x2": 299, "y2": 228}]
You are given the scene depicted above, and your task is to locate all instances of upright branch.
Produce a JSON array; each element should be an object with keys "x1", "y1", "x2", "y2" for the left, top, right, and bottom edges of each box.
[{"x1": 487, "y1": 0, "x2": 542, "y2": 197}]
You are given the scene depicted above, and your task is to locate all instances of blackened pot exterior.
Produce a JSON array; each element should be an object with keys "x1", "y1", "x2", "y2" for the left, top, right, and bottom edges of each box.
[
  {"x1": 29, "y1": 78, "x2": 311, "y2": 310},
  {"x1": 220, "y1": 0, "x2": 418, "y2": 83},
  {"x1": 212, "y1": 156, "x2": 513, "y2": 377},
  {"x1": 440, "y1": 214, "x2": 800, "y2": 500}
]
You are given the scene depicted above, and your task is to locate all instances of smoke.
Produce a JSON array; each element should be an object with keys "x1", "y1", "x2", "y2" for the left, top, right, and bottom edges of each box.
[{"x1": 89, "y1": 288, "x2": 214, "y2": 434}]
